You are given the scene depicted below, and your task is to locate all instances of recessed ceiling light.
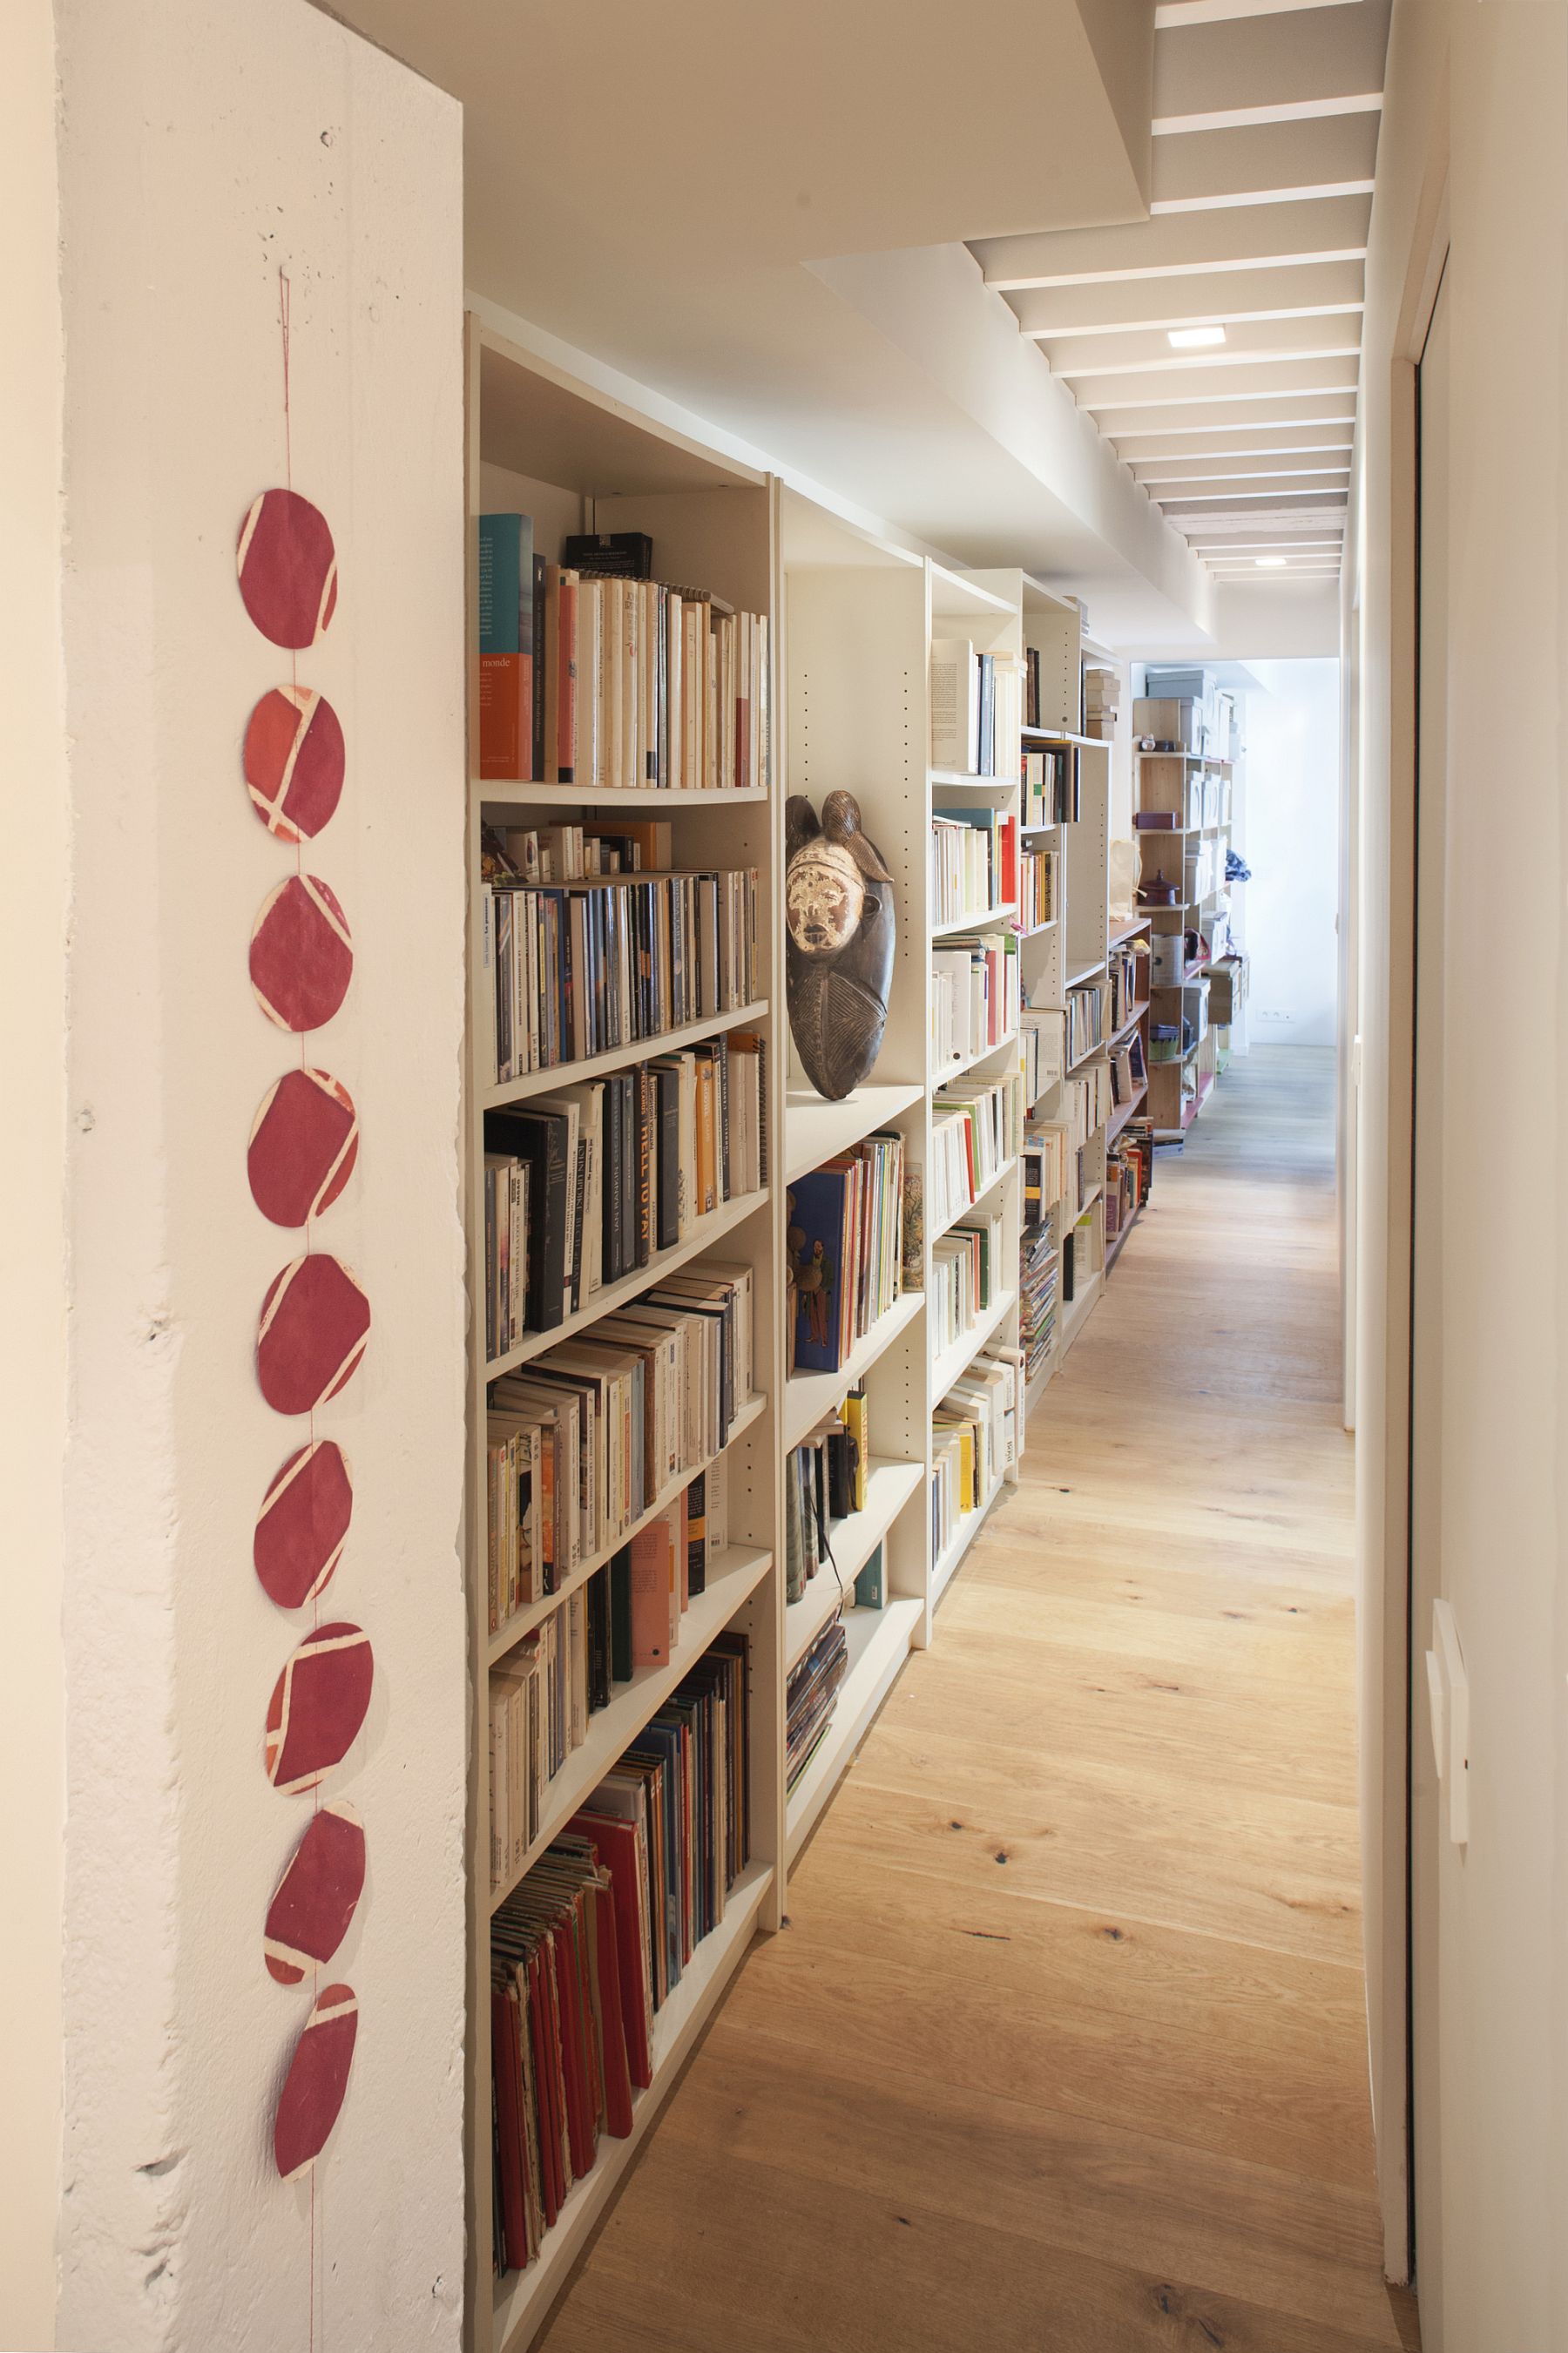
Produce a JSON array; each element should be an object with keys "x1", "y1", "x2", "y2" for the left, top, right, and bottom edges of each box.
[
  {"x1": 1168, "y1": 326, "x2": 1227, "y2": 349},
  {"x1": 1255, "y1": 556, "x2": 1288, "y2": 568}
]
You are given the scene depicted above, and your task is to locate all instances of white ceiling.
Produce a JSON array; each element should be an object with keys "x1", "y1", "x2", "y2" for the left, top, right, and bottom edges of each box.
[
  {"x1": 321, "y1": 0, "x2": 1373, "y2": 645},
  {"x1": 971, "y1": 0, "x2": 1392, "y2": 590}
]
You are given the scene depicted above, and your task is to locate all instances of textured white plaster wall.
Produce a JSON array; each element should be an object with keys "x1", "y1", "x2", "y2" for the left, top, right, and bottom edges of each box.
[
  {"x1": 0, "y1": 4, "x2": 69, "y2": 2345},
  {"x1": 53, "y1": 3, "x2": 469, "y2": 2345}
]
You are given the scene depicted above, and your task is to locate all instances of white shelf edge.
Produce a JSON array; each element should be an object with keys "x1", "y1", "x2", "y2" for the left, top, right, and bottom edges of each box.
[
  {"x1": 491, "y1": 1857, "x2": 775, "y2": 2353},
  {"x1": 487, "y1": 1541, "x2": 773, "y2": 1916},
  {"x1": 785, "y1": 1598, "x2": 924, "y2": 1862},
  {"x1": 475, "y1": 781, "x2": 771, "y2": 809},
  {"x1": 929, "y1": 1025, "x2": 1021, "y2": 1089},
  {"x1": 483, "y1": 1184, "x2": 769, "y2": 1380},
  {"x1": 930, "y1": 903, "x2": 1017, "y2": 940},
  {"x1": 784, "y1": 1080, "x2": 925, "y2": 1186},
  {"x1": 783, "y1": 1458, "x2": 926, "y2": 1671},
  {"x1": 486, "y1": 1391, "x2": 769, "y2": 1667},
  {"x1": 930, "y1": 1286, "x2": 1018, "y2": 1403},
  {"x1": 783, "y1": 1290, "x2": 925, "y2": 1453},
  {"x1": 484, "y1": 999, "x2": 769, "y2": 1111}
]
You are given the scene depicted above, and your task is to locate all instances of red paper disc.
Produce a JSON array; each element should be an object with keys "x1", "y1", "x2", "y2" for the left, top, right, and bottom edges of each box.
[
  {"x1": 253, "y1": 1438, "x2": 353, "y2": 1610},
  {"x1": 274, "y1": 1981, "x2": 359, "y2": 2181},
  {"x1": 249, "y1": 874, "x2": 354, "y2": 1035},
  {"x1": 243, "y1": 686, "x2": 345, "y2": 842},
  {"x1": 248, "y1": 1067, "x2": 359, "y2": 1227},
  {"x1": 264, "y1": 1622, "x2": 374, "y2": 1795},
  {"x1": 256, "y1": 1253, "x2": 370, "y2": 1415},
  {"x1": 265, "y1": 1802, "x2": 366, "y2": 1985},
  {"x1": 238, "y1": 489, "x2": 338, "y2": 650}
]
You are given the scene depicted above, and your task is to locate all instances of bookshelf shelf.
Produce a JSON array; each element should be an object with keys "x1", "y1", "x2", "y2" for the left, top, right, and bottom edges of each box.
[
  {"x1": 487, "y1": 1541, "x2": 774, "y2": 1918},
  {"x1": 783, "y1": 1457, "x2": 926, "y2": 1671},
  {"x1": 931, "y1": 901, "x2": 1017, "y2": 937},
  {"x1": 932, "y1": 1472, "x2": 1007, "y2": 1607},
  {"x1": 784, "y1": 1080, "x2": 925, "y2": 1187},
  {"x1": 1105, "y1": 1204, "x2": 1142, "y2": 1270},
  {"x1": 1111, "y1": 998, "x2": 1151, "y2": 1045},
  {"x1": 928, "y1": 767, "x2": 1017, "y2": 793},
  {"x1": 490, "y1": 1856, "x2": 775, "y2": 2353},
  {"x1": 785, "y1": 1599, "x2": 924, "y2": 1861},
  {"x1": 783, "y1": 1289, "x2": 925, "y2": 1453},
  {"x1": 483, "y1": 1000, "x2": 770, "y2": 1110},
  {"x1": 1106, "y1": 1084, "x2": 1149, "y2": 1142},
  {"x1": 932, "y1": 1285, "x2": 1019, "y2": 1403},
  {"x1": 1017, "y1": 916, "x2": 1057, "y2": 941},
  {"x1": 1066, "y1": 1033, "x2": 1106, "y2": 1076},
  {"x1": 1058, "y1": 1265, "x2": 1103, "y2": 1356},
  {"x1": 1066, "y1": 960, "x2": 1106, "y2": 988},
  {"x1": 483, "y1": 1183, "x2": 770, "y2": 1378},
  {"x1": 929, "y1": 1153, "x2": 1020, "y2": 1247},
  {"x1": 485, "y1": 1390, "x2": 768, "y2": 1667},
  {"x1": 475, "y1": 781, "x2": 771, "y2": 811},
  {"x1": 931, "y1": 1024, "x2": 1020, "y2": 1086}
]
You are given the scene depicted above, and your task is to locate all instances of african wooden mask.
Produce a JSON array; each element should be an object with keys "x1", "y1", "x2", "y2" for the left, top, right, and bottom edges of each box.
[{"x1": 785, "y1": 790, "x2": 896, "y2": 1102}]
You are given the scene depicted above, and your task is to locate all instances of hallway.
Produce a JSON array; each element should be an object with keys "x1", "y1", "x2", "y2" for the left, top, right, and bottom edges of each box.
[{"x1": 539, "y1": 1047, "x2": 1417, "y2": 2353}]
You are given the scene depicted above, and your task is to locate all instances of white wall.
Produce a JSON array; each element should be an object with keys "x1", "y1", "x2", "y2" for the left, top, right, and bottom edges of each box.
[
  {"x1": 49, "y1": 3, "x2": 470, "y2": 2345},
  {"x1": 0, "y1": 3, "x2": 69, "y2": 2344},
  {"x1": 1239, "y1": 659, "x2": 1341, "y2": 1049},
  {"x1": 1349, "y1": 2, "x2": 1568, "y2": 2338}
]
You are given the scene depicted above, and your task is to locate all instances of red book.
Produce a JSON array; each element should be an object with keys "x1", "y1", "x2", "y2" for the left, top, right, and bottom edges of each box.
[
  {"x1": 630, "y1": 1522, "x2": 672, "y2": 1667},
  {"x1": 1000, "y1": 813, "x2": 1018, "y2": 909},
  {"x1": 491, "y1": 1985, "x2": 528, "y2": 2269},
  {"x1": 526, "y1": 1945, "x2": 564, "y2": 2225},
  {"x1": 550, "y1": 1920, "x2": 596, "y2": 2181},
  {"x1": 591, "y1": 1878, "x2": 635, "y2": 2137},
  {"x1": 569, "y1": 1810, "x2": 652, "y2": 2089},
  {"x1": 479, "y1": 653, "x2": 530, "y2": 781}
]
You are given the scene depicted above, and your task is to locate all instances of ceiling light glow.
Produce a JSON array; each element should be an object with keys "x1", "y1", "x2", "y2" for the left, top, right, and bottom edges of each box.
[
  {"x1": 1167, "y1": 326, "x2": 1227, "y2": 349},
  {"x1": 1255, "y1": 556, "x2": 1288, "y2": 568}
]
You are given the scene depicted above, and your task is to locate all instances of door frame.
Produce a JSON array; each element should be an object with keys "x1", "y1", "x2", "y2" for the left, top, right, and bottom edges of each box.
[{"x1": 1362, "y1": 159, "x2": 1450, "y2": 2285}]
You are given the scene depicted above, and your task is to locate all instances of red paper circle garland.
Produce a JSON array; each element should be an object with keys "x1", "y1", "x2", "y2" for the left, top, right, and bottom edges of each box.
[
  {"x1": 274, "y1": 1982, "x2": 359, "y2": 2181},
  {"x1": 265, "y1": 1802, "x2": 367, "y2": 1985},
  {"x1": 243, "y1": 685, "x2": 346, "y2": 842},
  {"x1": 237, "y1": 488, "x2": 339, "y2": 650},
  {"x1": 256, "y1": 1254, "x2": 371, "y2": 1415},
  {"x1": 248, "y1": 1066, "x2": 359, "y2": 1227},
  {"x1": 264, "y1": 1621, "x2": 375, "y2": 1795},
  {"x1": 253, "y1": 1438, "x2": 354, "y2": 1611},
  {"x1": 250, "y1": 875, "x2": 354, "y2": 1035}
]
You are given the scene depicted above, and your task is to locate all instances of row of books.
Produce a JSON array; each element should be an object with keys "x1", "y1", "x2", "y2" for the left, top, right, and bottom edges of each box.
[
  {"x1": 787, "y1": 1618, "x2": 848, "y2": 1795},
  {"x1": 930, "y1": 807, "x2": 1018, "y2": 928},
  {"x1": 1018, "y1": 847, "x2": 1055, "y2": 930},
  {"x1": 490, "y1": 818, "x2": 669, "y2": 886},
  {"x1": 483, "y1": 1038, "x2": 766, "y2": 1354},
  {"x1": 931, "y1": 1205, "x2": 1005, "y2": 1362},
  {"x1": 932, "y1": 1350, "x2": 1019, "y2": 1562},
  {"x1": 481, "y1": 864, "x2": 760, "y2": 1086},
  {"x1": 931, "y1": 931, "x2": 1019, "y2": 1076},
  {"x1": 1109, "y1": 1027, "x2": 1147, "y2": 1112},
  {"x1": 487, "y1": 1464, "x2": 731, "y2": 1890},
  {"x1": 930, "y1": 641, "x2": 1023, "y2": 777},
  {"x1": 490, "y1": 1630, "x2": 750, "y2": 2275},
  {"x1": 1022, "y1": 747, "x2": 1077, "y2": 828},
  {"x1": 477, "y1": 514, "x2": 770, "y2": 794},
  {"x1": 1022, "y1": 1066, "x2": 1112, "y2": 1230},
  {"x1": 1021, "y1": 1004, "x2": 1064, "y2": 1105},
  {"x1": 1019, "y1": 1223, "x2": 1059, "y2": 1383},
  {"x1": 785, "y1": 1389, "x2": 870, "y2": 1605},
  {"x1": 485, "y1": 1257, "x2": 754, "y2": 1629},
  {"x1": 1107, "y1": 935, "x2": 1146, "y2": 1035},
  {"x1": 787, "y1": 1133, "x2": 905, "y2": 1376},
  {"x1": 1062, "y1": 1207, "x2": 1103, "y2": 1301},
  {"x1": 929, "y1": 1072, "x2": 1019, "y2": 1234},
  {"x1": 1066, "y1": 980, "x2": 1105, "y2": 1068}
]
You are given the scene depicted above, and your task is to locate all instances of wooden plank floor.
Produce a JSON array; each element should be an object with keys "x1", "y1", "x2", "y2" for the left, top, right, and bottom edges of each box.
[{"x1": 537, "y1": 1045, "x2": 1420, "y2": 2353}]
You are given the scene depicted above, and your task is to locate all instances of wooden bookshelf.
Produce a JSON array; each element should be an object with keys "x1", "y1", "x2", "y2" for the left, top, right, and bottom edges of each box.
[{"x1": 463, "y1": 317, "x2": 787, "y2": 2353}]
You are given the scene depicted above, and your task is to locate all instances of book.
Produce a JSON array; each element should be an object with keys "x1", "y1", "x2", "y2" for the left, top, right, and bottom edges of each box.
[
  {"x1": 479, "y1": 514, "x2": 535, "y2": 781},
  {"x1": 930, "y1": 639, "x2": 979, "y2": 772}
]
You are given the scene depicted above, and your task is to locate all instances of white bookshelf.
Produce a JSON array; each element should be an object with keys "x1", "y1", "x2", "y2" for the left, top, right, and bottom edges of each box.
[{"x1": 463, "y1": 317, "x2": 787, "y2": 2353}]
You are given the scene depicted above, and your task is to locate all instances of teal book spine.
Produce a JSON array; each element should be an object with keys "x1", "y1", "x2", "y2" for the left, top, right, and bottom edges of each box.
[{"x1": 479, "y1": 513, "x2": 524, "y2": 655}]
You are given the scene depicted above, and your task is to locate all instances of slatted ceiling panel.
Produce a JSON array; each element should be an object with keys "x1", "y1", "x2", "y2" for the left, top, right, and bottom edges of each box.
[{"x1": 966, "y1": 2, "x2": 1392, "y2": 585}]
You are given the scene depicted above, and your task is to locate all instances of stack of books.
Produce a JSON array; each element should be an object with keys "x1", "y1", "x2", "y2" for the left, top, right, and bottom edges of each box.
[
  {"x1": 1022, "y1": 747, "x2": 1076, "y2": 828},
  {"x1": 1019, "y1": 1225, "x2": 1059, "y2": 1382},
  {"x1": 930, "y1": 931, "x2": 1019, "y2": 1073},
  {"x1": 485, "y1": 1255, "x2": 754, "y2": 1633},
  {"x1": 787, "y1": 1133, "x2": 905, "y2": 1376},
  {"x1": 929, "y1": 1072, "x2": 1019, "y2": 1233},
  {"x1": 786, "y1": 1620, "x2": 848, "y2": 1794},
  {"x1": 1109, "y1": 1026, "x2": 1146, "y2": 1111},
  {"x1": 1084, "y1": 669, "x2": 1119, "y2": 741},
  {"x1": 1018, "y1": 846, "x2": 1055, "y2": 930},
  {"x1": 929, "y1": 806, "x2": 1017, "y2": 927},
  {"x1": 784, "y1": 1391, "x2": 868, "y2": 1604},
  {"x1": 1066, "y1": 980, "x2": 1105, "y2": 1067},
  {"x1": 478, "y1": 513, "x2": 770, "y2": 794},
  {"x1": 480, "y1": 862, "x2": 760, "y2": 1085},
  {"x1": 931, "y1": 1350, "x2": 1018, "y2": 1556},
  {"x1": 930, "y1": 1206, "x2": 1005, "y2": 1359},
  {"x1": 490, "y1": 1629, "x2": 751, "y2": 2275},
  {"x1": 1021, "y1": 1006, "x2": 1065, "y2": 1106},
  {"x1": 483, "y1": 1035, "x2": 767, "y2": 1351},
  {"x1": 1107, "y1": 935, "x2": 1145, "y2": 1032}
]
